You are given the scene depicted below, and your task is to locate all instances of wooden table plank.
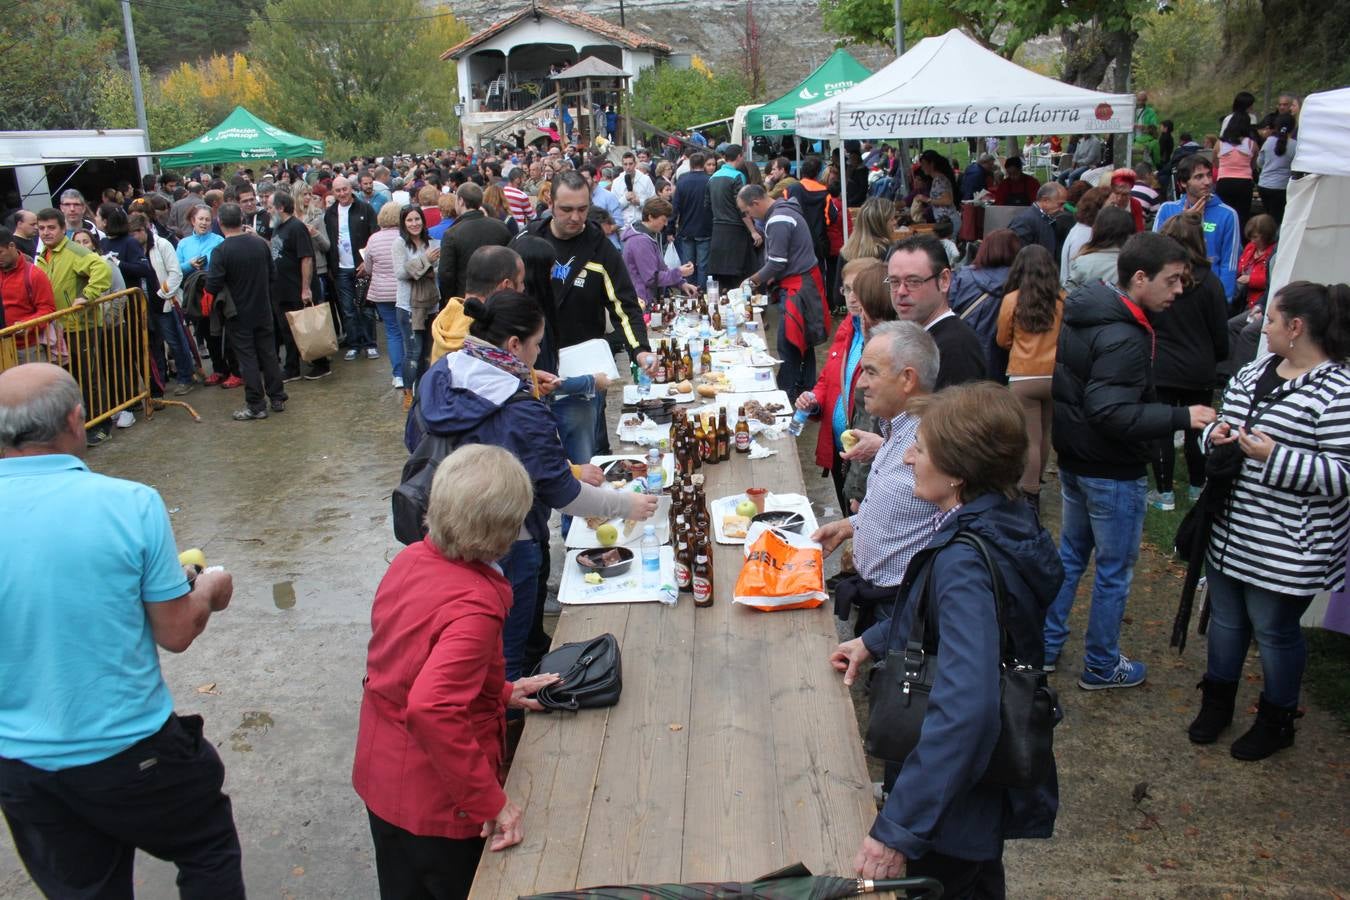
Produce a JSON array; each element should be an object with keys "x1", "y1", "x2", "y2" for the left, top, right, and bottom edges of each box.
[{"x1": 575, "y1": 597, "x2": 696, "y2": 886}]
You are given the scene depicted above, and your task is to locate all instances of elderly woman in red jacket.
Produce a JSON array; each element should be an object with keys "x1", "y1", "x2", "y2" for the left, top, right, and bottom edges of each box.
[
  {"x1": 793, "y1": 257, "x2": 889, "y2": 509},
  {"x1": 353, "y1": 443, "x2": 559, "y2": 900}
]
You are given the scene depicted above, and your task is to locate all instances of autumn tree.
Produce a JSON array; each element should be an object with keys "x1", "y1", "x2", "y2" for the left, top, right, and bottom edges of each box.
[
  {"x1": 162, "y1": 53, "x2": 274, "y2": 125},
  {"x1": 248, "y1": 0, "x2": 468, "y2": 150},
  {"x1": 92, "y1": 67, "x2": 209, "y2": 150}
]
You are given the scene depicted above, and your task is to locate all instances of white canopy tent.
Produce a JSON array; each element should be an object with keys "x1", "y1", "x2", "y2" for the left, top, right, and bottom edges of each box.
[
  {"x1": 793, "y1": 29, "x2": 1136, "y2": 236},
  {"x1": 1256, "y1": 86, "x2": 1350, "y2": 636}
]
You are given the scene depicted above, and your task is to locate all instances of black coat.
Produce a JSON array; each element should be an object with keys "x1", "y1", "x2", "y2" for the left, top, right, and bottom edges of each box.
[
  {"x1": 1149, "y1": 266, "x2": 1229, "y2": 391},
  {"x1": 1052, "y1": 281, "x2": 1191, "y2": 479},
  {"x1": 1010, "y1": 204, "x2": 1058, "y2": 258},
  {"x1": 323, "y1": 198, "x2": 375, "y2": 273},
  {"x1": 436, "y1": 209, "x2": 511, "y2": 301}
]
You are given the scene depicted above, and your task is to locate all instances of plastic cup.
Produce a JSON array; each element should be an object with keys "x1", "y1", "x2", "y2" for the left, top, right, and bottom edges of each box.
[{"x1": 746, "y1": 487, "x2": 768, "y2": 513}]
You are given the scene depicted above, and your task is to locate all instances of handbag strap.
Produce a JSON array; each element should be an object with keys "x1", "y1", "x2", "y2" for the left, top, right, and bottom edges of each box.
[{"x1": 904, "y1": 530, "x2": 1015, "y2": 665}]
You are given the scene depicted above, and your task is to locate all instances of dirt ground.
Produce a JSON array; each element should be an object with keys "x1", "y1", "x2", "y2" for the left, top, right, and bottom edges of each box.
[{"x1": 1, "y1": 346, "x2": 1345, "y2": 899}]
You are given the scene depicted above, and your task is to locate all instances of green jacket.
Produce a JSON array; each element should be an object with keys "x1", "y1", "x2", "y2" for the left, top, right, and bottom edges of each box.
[{"x1": 37, "y1": 237, "x2": 111, "y2": 329}]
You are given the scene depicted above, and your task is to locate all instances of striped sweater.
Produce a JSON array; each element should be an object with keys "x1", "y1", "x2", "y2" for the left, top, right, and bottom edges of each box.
[{"x1": 1205, "y1": 355, "x2": 1350, "y2": 594}]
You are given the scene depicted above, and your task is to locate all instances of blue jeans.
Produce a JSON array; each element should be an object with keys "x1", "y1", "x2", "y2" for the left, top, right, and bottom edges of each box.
[
  {"x1": 499, "y1": 538, "x2": 542, "y2": 682},
  {"x1": 1204, "y1": 566, "x2": 1314, "y2": 707},
  {"x1": 334, "y1": 268, "x2": 374, "y2": 349},
  {"x1": 678, "y1": 236, "x2": 711, "y2": 287},
  {"x1": 1043, "y1": 471, "x2": 1147, "y2": 674},
  {"x1": 552, "y1": 392, "x2": 600, "y2": 537},
  {"x1": 396, "y1": 308, "x2": 424, "y2": 388},
  {"x1": 372, "y1": 302, "x2": 403, "y2": 380},
  {"x1": 152, "y1": 307, "x2": 195, "y2": 386}
]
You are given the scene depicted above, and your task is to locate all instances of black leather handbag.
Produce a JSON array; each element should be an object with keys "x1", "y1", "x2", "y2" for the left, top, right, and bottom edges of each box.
[
  {"x1": 865, "y1": 532, "x2": 1058, "y2": 790},
  {"x1": 531, "y1": 633, "x2": 622, "y2": 712}
]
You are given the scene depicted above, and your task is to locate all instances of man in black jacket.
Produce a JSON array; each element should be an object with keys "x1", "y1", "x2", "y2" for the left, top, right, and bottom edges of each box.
[
  {"x1": 323, "y1": 177, "x2": 377, "y2": 360},
  {"x1": 207, "y1": 203, "x2": 286, "y2": 421},
  {"x1": 519, "y1": 171, "x2": 656, "y2": 465},
  {"x1": 885, "y1": 235, "x2": 986, "y2": 389},
  {"x1": 1044, "y1": 231, "x2": 1216, "y2": 690},
  {"x1": 437, "y1": 182, "x2": 510, "y2": 302},
  {"x1": 1009, "y1": 183, "x2": 1067, "y2": 258},
  {"x1": 672, "y1": 151, "x2": 712, "y2": 288}
]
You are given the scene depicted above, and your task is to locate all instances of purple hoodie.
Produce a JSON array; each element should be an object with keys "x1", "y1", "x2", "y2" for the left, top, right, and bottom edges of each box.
[{"x1": 620, "y1": 223, "x2": 685, "y2": 305}]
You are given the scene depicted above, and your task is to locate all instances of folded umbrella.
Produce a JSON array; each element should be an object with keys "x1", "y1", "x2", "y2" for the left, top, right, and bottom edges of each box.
[{"x1": 520, "y1": 861, "x2": 943, "y2": 900}]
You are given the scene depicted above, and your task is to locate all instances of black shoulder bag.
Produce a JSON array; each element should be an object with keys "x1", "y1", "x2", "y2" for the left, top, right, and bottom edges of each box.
[
  {"x1": 864, "y1": 532, "x2": 1058, "y2": 790},
  {"x1": 531, "y1": 633, "x2": 622, "y2": 712}
]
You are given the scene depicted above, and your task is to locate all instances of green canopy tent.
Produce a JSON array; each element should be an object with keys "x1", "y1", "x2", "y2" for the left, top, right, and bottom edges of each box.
[
  {"x1": 745, "y1": 49, "x2": 871, "y2": 137},
  {"x1": 159, "y1": 106, "x2": 324, "y2": 167}
]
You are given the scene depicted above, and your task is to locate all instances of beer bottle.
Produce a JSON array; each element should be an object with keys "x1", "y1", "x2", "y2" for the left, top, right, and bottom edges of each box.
[
  {"x1": 700, "y1": 340, "x2": 712, "y2": 374},
  {"x1": 674, "y1": 518, "x2": 693, "y2": 595},
  {"x1": 735, "y1": 405, "x2": 751, "y2": 453},
  {"x1": 682, "y1": 482, "x2": 697, "y2": 519},
  {"x1": 693, "y1": 544, "x2": 714, "y2": 607},
  {"x1": 692, "y1": 415, "x2": 707, "y2": 464},
  {"x1": 654, "y1": 340, "x2": 668, "y2": 384},
  {"x1": 684, "y1": 342, "x2": 697, "y2": 378},
  {"x1": 711, "y1": 305, "x2": 723, "y2": 332},
  {"x1": 716, "y1": 408, "x2": 731, "y2": 461},
  {"x1": 700, "y1": 414, "x2": 716, "y2": 464}
]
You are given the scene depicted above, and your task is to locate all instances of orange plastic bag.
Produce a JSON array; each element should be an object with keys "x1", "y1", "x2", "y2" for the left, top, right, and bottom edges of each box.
[{"x1": 733, "y1": 526, "x2": 828, "y2": 612}]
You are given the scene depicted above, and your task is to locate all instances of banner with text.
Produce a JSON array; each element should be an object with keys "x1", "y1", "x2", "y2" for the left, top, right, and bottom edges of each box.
[{"x1": 795, "y1": 97, "x2": 1136, "y2": 140}]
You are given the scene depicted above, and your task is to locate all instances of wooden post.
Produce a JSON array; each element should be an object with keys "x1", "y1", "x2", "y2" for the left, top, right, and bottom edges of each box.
[
  {"x1": 623, "y1": 77, "x2": 634, "y2": 150},
  {"x1": 585, "y1": 78, "x2": 594, "y2": 148}
]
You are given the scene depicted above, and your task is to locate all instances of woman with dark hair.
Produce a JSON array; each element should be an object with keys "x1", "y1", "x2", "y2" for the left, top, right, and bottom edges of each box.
[
  {"x1": 1257, "y1": 114, "x2": 1298, "y2": 225},
  {"x1": 1190, "y1": 280, "x2": 1350, "y2": 760},
  {"x1": 915, "y1": 150, "x2": 960, "y2": 234},
  {"x1": 129, "y1": 211, "x2": 196, "y2": 398},
  {"x1": 1059, "y1": 186, "x2": 1109, "y2": 279},
  {"x1": 1064, "y1": 206, "x2": 1134, "y2": 292},
  {"x1": 1237, "y1": 213, "x2": 1278, "y2": 312},
  {"x1": 832, "y1": 380, "x2": 1062, "y2": 897},
  {"x1": 795, "y1": 257, "x2": 887, "y2": 509},
  {"x1": 1216, "y1": 94, "x2": 1259, "y2": 229},
  {"x1": 409, "y1": 290, "x2": 658, "y2": 683},
  {"x1": 997, "y1": 244, "x2": 1065, "y2": 515},
  {"x1": 393, "y1": 205, "x2": 441, "y2": 408},
  {"x1": 948, "y1": 228, "x2": 1023, "y2": 379},
  {"x1": 1147, "y1": 215, "x2": 1229, "y2": 510}
]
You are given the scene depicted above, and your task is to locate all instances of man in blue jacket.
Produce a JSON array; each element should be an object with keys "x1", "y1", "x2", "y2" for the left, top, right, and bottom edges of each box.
[
  {"x1": 1153, "y1": 154, "x2": 1241, "y2": 300},
  {"x1": 672, "y1": 152, "x2": 712, "y2": 287}
]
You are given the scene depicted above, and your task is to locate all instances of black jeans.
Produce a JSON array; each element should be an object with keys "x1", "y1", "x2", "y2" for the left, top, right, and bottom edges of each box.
[
  {"x1": 225, "y1": 317, "x2": 288, "y2": 412},
  {"x1": 1152, "y1": 386, "x2": 1210, "y2": 493},
  {"x1": 367, "y1": 809, "x2": 484, "y2": 900},
  {"x1": 907, "y1": 848, "x2": 1006, "y2": 900},
  {"x1": 0, "y1": 714, "x2": 244, "y2": 900}
]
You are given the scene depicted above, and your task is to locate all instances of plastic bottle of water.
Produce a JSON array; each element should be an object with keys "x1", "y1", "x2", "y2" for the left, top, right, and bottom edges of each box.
[
  {"x1": 636, "y1": 367, "x2": 652, "y2": 397},
  {"x1": 725, "y1": 306, "x2": 739, "y2": 343},
  {"x1": 706, "y1": 276, "x2": 719, "y2": 306},
  {"x1": 699, "y1": 315, "x2": 712, "y2": 339},
  {"x1": 787, "y1": 408, "x2": 810, "y2": 437},
  {"x1": 640, "y1": 525, "x2": 661, "y2": 588},
  {"x1": 646, "y1": 447, "x2": 663, "y2": 492}
]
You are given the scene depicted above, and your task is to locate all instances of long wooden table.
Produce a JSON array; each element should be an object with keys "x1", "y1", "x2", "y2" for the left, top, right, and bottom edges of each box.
[{"x1": 469, "y1": 399, "x2": 876, "y2": 898}]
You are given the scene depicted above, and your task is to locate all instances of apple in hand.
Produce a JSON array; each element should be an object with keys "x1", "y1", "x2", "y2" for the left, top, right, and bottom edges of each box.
[{"x1": 178, "y1": 548, "x2": 207, "y2": 570}]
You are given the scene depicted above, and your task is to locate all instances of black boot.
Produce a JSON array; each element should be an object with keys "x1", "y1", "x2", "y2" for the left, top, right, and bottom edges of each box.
[
  {"x1": 1187, "y1": 677, "x2": 1239, "y2": 744},
  {"x1": 1230, "y1": 693, "x2": 1298, "y2": 761},
  {"x1": 1021, "y1": 490, "x2": 1041, "y2": 527}
]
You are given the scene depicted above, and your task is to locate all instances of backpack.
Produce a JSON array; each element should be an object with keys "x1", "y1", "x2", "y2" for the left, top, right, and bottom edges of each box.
[{"x1": 391, "y1": 390, "x2": 533, "y2": 545}]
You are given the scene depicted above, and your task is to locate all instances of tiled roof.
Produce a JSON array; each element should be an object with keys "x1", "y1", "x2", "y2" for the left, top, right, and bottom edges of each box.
[{"x1": 440, "y1": 4, "x2": 673, "y2": 61}]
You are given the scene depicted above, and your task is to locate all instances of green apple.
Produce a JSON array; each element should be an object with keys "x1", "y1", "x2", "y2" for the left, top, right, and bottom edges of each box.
[
  {"x1": 178, "y1": 548, "x2": 207, "y2": 570},
  {"x1": 736, "y1": 500, "x2": 758, "y2": 518},
  {"x1": 596, "y1": 523, "x2": 619, "y2": 546}
]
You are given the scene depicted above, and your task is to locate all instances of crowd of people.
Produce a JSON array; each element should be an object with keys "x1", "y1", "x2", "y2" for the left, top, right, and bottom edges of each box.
[{"x1": 1, "y1": 81, "x2": 1346, "y2": 900}]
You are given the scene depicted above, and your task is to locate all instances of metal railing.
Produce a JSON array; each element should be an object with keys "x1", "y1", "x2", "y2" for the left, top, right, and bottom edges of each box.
[{"x1": 0, "y1": 287, "x2": 200, "y2": 428}]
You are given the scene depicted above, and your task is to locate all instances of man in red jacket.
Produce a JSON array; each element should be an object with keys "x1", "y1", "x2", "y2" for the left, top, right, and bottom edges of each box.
[{"x1": 0, "y1": 226, "x2": 56, "y2": 358}]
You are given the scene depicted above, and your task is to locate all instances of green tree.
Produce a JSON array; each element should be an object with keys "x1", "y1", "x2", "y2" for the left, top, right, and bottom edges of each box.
[
  {"x1": 1, "y1": 0, "x2": 119, "y2": 130},
  {"x1": 1133, "y1": 0, "x2": 1222, "y2": 92},
  {"x1": 248, "y1": 0, "x2": 468, "y2": 151},
  {"x1": 91, "y1": 66, "x2": 209, "y2": 150},
  {"x1": 630, "y1": 64, "x2": 751, "y2": 133},
  {"x1": 80, "y1": 0, "x2": 267, "y2": 71},
  {"x1": 818, "y1": 0, "x2": 1065, "y2": 58}
]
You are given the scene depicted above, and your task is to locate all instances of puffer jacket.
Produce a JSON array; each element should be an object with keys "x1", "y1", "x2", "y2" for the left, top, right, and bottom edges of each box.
[
  {"x1": 948, "y1": 265, "x2": 1011, "y2": 380},
  {"x1": 1052, "y1": 281, "x2": 1190, "y2": 479}
]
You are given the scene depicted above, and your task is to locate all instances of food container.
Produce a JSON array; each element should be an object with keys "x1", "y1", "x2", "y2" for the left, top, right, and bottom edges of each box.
[
  {"x1": 751, "y1": 510, "x2": 806, "y2": 534},
  {"x1": 576, "y1": 546, "x2": 636, "y2": 577},
  {"x1": 635, "y1": 397, "x2": 676, "y2": 424}
]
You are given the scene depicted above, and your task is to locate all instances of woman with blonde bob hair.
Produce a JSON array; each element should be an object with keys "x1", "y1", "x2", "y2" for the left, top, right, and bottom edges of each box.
[
  {"x1": 353, "y1": 443, "x2": 560, "y2": 900},
  {"x1": 832, "y1": 382, "x2": 1062, "y2": 897}
]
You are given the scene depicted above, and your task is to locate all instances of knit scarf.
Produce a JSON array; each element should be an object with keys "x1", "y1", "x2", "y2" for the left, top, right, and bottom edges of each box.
[{"x1": 460, "y1": 335, "x2": 538, "y2": 397}]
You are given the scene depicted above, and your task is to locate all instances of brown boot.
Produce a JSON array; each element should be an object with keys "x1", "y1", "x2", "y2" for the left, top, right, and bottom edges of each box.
[{"x1": 401, "y1": 388, "x2": 413, "y2": 411}]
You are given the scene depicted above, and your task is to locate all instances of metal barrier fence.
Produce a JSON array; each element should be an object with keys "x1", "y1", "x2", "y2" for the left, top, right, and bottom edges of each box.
[{"x1": 0, "y1": 287, "x2": 200, "y2": 428}]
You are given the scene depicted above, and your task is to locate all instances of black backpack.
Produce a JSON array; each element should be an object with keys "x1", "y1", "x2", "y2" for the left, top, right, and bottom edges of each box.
[{"x1": 391, "y1": 391, "x2": 532, "y2": 545}]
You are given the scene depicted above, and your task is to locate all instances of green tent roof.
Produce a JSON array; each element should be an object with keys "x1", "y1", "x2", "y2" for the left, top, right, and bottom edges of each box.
[
  {"x1": 160, "y1": 107, "x2": 324, "y2": 167},
  {"x1": 746, "y1": 49, "x2": 872, "y2": 136}
]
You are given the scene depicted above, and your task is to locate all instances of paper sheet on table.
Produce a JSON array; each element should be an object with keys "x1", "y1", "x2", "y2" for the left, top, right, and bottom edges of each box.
[{"x1": 559, "y1": 338, "x2": 620, "y2": 380}]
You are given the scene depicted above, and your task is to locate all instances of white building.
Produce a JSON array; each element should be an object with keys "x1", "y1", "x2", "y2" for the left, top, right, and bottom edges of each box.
[
  {"x1": 441, "y1": 4, "x2": 671, "y2": 148},
  {"x1": 0, "y1": 130, "x2": 151, "y2": 211}
]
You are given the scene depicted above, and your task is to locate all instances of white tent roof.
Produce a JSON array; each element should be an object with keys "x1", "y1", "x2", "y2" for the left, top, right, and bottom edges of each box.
[
  {"x1": 795, "y1": 29, "x2": 1135, "y2": 140},
  {"x1": 1291, "y1": 87, "x2": 1350, "y2": 177}
]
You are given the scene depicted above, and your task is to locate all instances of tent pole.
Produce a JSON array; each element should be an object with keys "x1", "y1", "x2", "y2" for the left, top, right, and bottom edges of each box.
[{"x1": 839, "y1": 138, "x2": 849, "y2": 243}]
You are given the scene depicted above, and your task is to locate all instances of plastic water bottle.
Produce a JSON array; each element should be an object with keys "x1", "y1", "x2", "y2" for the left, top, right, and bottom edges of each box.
[
  {"x1": 640, "y1": 525, "x2": 661, "y2": 588},
  {"x1": 706, "y1": 276, "x2": 718, "y2": 306},
  {"x1": 787, "y1": 408, "x2": 809, "y2": 437},
  {"x1": 725, "y1": 306, "x2": 739, "y2": 343},
  {"x1": 636, "y1": 367, "x2": 652, "y2": 397},
  {"x1": 646, "y1": 448, "x2": 663, "y2": 492},
  {"x1": 699, "y1": 315, "x2": 712, "y2": 339}
]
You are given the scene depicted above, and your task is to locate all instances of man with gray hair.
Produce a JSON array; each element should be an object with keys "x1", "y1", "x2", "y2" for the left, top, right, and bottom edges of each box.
[
  {"x1": 810, "y1": 320, "x2": 941, "y2": 636},
  {"x1": 0, "y1": 363, "x2": 243, "y2": 898},
  {"x1": 1010, "y1": 182, "x2": 1067, "y2": 257},
  {"x1": 58, "y1": 190, "x2": 98, "y2": 240}
]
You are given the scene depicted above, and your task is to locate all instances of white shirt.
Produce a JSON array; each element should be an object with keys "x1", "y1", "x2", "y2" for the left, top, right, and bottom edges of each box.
[
  {"x1": 337, "y1": 203, "x2": 355, "y2": 269},
  {"x1": 615, "y1": 169, "x2": 655, "y2": 228}
]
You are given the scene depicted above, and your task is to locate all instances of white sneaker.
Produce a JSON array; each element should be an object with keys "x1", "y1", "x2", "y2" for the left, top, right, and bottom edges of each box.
[
  {"x1": 365, "y1": 347, "x2": 379, "y2": 360},
  {"x1": 392, "y1": 376, "x2": 404, "y2": 389},
  {"x1": 115, "y1": 410, "x2": 135, "y2": 429}
]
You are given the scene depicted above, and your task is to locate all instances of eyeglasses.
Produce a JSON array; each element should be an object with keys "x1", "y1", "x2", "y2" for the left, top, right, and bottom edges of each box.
[
  {"x1": 840, "y1": 285, "x2": 855, "y2": 296},
  {"x1": 883, "y1": 273, "x2": 940, "y2": 292}
]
